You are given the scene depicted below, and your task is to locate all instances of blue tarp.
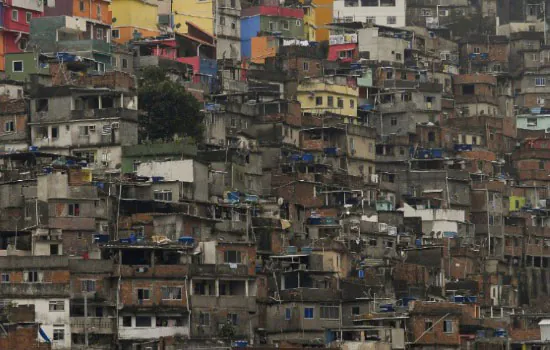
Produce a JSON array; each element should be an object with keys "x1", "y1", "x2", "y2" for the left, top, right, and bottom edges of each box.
[{"x1": 39, "y1": 327, "x2": 51, "y2": 343}]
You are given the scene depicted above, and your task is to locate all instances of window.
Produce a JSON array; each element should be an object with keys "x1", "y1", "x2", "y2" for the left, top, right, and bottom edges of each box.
[
  {"x1": 425, "y1": 319, "x2": 433, "y2": 332},
  {"x1": 26, "y1": 12, "x2": 32, "y2": 23},
  {"x1": 320, "y1": 304, "x2": 340, "y2": 319},
  {"x1": 49, "y1": 301, "x2": 65, "y2": 312},
  {"x1": 68, "y1": 203, "x2": 80, "y2": 216},
  {"x1": 343, "y1": 16, "x2": 354, "y2": 23},
  {"x1": 122, "y1": 58, "x2": 128, "y2": 69},
  {"x1": 97, "y1": 4, "x2": 101, "y2": 18},
  {"x1": 4, "y1": 121, "x2": 14, "y2": 133},
  {"x1": 269, "y1": 21, "x2": 276, "y2": 31},
  {"x1": 472, "y1": 136, "x2": 478, "y2": 145},
  {"x1": 536, "y1": 77, "x2": 546, "y2": 86},
  {"x1": 79, "y1": 0, "x2": 85, "y2": 11},
  {"x1": 230, "y1": 0, "x2": 235, "y2": 7},
  {"x1": 387, "y1": 16, "x2": 396, "y2": 24},
  {"x1": 428, "y1": 131, "x2": 435, "y2": 142},
  {"x1": 304, "y1": 307, "x2": 314, "y2": 319},
  {"x1": 337, "y1": 98, "x2": 344, "y2": 108},
  {"x1": 161, "y1": 286, "x2": 182, "y2": 300},
  {"x1": 315, "y1": 96, "x2": 323, "y2": 106},
  {"x1": 327, "y1": 96, "x2": 334, "y2": 107},
  {"x1": 154, "y1": 190, "x2": 173, "y2": 201},
  {"x1": 79, "y1": 126, "x2": 90, "y2": 136},
  {"x1": 199, "y1": 312, "x2": 210, "y2": 326},
  {"x1": 303, "y1": 61, "x2": 309, "y2": 71},
  {"x1": 352, "y1": 306, "x2": 360, "y2": 315},
  {"x1": 527, "y1": 118, "x2": 538, "y2": 127},
  {"x1": 228, "y1": 313, "x2": 238, "y2": 325},
  {"x1": 53, "y1": 327, "x2": 64, "y2": 341},
  {"x1": 51, "y1": 127, "x2": 58, "y2": 139},
  {"x1": 401, "y1": 71, "x2": 407, "y2": 80},
  {"x1": 122, "y1": 316, "x2": 132, "y2": 327},
  {"x1": 420, "y1": 8, "x2": 432, "y2": 16},
  {"x1": 396, "y1": 53, "x2": 402, "y2": 60},
  {"x1": 540, "y1": 160, "x2": 545, "y2": 170},
  {"x1": 81, "y1": 279, "x2": 96, "y2": 292},
  {"x1": 1, "y1": 273, "x2": 9, "y2": 282},
  {"x1": 12, "y1": 61, "x2": 23, "y2": 72},
  {"x1": 369, "y1": 239, "x2": 377, "y2": 246},
  {"x1": 365, "y1": 16, "x2": 375, "y2": 24},
  {"x1": 11, "y1": 10, "x2": 18, "y2": 21},
  {"x1": 473, "y1": 47, "x2": 480, "y2": 54},
  {"x1": 350, "y1": 99, "x2": 354, "y2": 108},
  {"x1": 444, "y1": 320, "x2": 453, "y2": 333},
  {"x1": 296, "y1": 20, "x2": 301, "y2": 26},
  {"x1": 50, "y1": 244, "x2": 59, "y2": 255},
  {"x1": 137, "y1": 288, "x2": 150, "y2": 301},
  {"x1": 537, "y1": 97, "x2": 545, "y2": 106},
  {"x1": 95, "y1": 62, "x2": 105, "y2": 72},
  {"x1": 112, "y1": 29, "x2": 120, "y2": 39},
  {"x1": 26, "y1": 271, "x2": 39, "y2": 283},
  {"x1": 96, "y1": 28, "x2": 103, "y2": 39},
  {"x1": 533, "y1": 53, "x2": 539, "y2": 62},
  {"x1": 285, "y1": 308, "x2": 291, "y2": 320},
  {"x1": 390, "y1": 116, "x2": 397, "y2": 126},
  {"x1": 220, "y1": 16, "x2": 225, "y2": 25},
  {"x1": 282, "y1": 20, "x2": 289, "y2": 30},
  {"x1": 224, "y1": 250, "x2": 242, "y2": 263},
  {"x1": 135, "y1": 316, "x2": 151, "y2": 327}
]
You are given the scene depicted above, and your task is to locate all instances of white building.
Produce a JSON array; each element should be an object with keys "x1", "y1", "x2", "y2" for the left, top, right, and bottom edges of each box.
[{"x1": 333, "y1": 0, "x2": 406, "y2": 28}]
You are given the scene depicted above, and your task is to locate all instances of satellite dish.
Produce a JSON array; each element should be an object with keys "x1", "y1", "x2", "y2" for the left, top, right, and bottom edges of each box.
[{"x1": 277, "y1": 197, "x2": 284, "y2": 206}]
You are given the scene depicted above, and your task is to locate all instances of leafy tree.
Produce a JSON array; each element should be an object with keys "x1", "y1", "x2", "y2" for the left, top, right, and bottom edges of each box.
[{"x1": 138, "y1": 67, "x2": 204, "y2": 142}]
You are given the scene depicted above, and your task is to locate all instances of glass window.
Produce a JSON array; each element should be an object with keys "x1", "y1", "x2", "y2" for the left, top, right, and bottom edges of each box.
[{"x1": 304, "y1": 307, "x2": 314, "y2": 319}]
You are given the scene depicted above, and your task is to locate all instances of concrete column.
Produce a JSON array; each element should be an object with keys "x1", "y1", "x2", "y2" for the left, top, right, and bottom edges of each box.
[
  {"x1": 215, "y1": 279, "x2": 219, "y2": 297},
  {"x1": 151, "y1": 251, "x2": 155, "y2": 267},
  {"x1": 98, "y1": 96, "x2": 103, "y2": 109},
  {"x1": 189, "y1": 279, "x2": 194, "y2": 296},
  {"x1": 245, "y1": 279, "x2": 249, "y2": 297}
]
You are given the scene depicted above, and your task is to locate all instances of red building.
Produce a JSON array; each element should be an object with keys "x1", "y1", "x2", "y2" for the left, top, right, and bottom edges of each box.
[{"x1": 0, "y1": 0, "x2": 43, "y2": 70}]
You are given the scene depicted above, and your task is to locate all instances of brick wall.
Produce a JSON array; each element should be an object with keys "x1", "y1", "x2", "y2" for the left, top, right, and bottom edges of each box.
[
  {"x1": 0, "y1": 324, "x2": 51, "y2": 350},
  {"x1": 120, "y1": 279, "x2": 188, "y2": 307}
]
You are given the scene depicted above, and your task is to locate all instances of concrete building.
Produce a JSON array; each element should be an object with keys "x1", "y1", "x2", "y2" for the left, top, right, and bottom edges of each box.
[
  {"x1": 333, "y1": 0, "x2": 405, "y2": 27},
  {"x1": 29, "y1": 86, "x2": 138, "y2": 169}
]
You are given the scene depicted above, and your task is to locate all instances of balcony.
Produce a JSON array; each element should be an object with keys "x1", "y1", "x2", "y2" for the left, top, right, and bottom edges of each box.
[
  {"x1": 70, "y1": 317, "x2": 116, "y2": 334},
  {"x1": 70, "y1": 108, "x2": 138, "y2": 121},
  {"x1": 214, "y1": 220, "x2": 247, "y2": 233},
  {"x1": 381, "y1": 80, "x2": 418, "y2": 90},
  {"x1": 114, "y1": 264, "x2": 190, "y2": 278},
  {"x1": 118, "y1": 325, "x2": 190, "y2": 340},
  {"x1": 0, "y1": 283, "x2": 69, "y2": 298},
  {"x1": 190, "y1": 264, "x2": 249, "y2": 277},
  {"x1": 58, "y1": 40, "x2": 111, "y2": 54},
  {"x1": 190, "y1": 295, "x2": 256, "y2": 312}
]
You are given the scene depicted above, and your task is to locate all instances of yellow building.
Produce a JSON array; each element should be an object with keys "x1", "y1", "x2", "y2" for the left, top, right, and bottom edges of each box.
[
  {"x1": 303, "y1": 4, "x2": 317, "y2": 41},
  {"x1": 110, "y1": 0, "x2": 160, "y2": 43},
  {"x1": 297, "y1": 78, "x2": 359, "y2": 119},
  {"x1": 300, "y1": 0, "x2": 333, "y2": 42},
  {"x1": 172, "y1": 0, "x2": 214, "y2": 34}
]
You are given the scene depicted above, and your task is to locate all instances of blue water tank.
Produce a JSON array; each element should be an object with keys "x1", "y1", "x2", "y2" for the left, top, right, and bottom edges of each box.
[
  {"x1": 358, "y1": 270, "x2": 365, "y2": 279},
  {"x1": 178, "y1": 236, "x2": 195, "y2": 245}
]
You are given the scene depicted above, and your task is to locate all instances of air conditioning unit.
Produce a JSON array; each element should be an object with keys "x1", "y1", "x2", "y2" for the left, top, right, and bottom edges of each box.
[{"x1": 379, "y1": 223, "x2": 388, "y2": 232}]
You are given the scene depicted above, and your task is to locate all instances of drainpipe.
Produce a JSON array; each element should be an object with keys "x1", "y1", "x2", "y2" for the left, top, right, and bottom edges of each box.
[
  {"x1": 184, "y1": 275, "x2": 191, "y2": 336},
  {"x1": 197, "y1": 43, "x2": 203, "y2": 58}
]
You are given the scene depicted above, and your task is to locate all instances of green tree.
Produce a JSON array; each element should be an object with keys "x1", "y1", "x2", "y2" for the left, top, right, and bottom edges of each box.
[{"x1": 138, "y1": 67, "x2": 204, "y2": 142}]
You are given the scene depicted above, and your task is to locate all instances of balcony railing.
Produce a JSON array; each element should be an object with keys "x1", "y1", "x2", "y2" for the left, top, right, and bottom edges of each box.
[{"x1": 70, "y1": 317, "x2": 116, "y2": 334}]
